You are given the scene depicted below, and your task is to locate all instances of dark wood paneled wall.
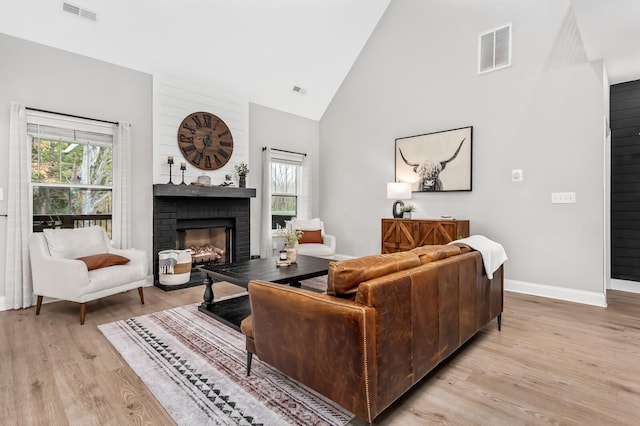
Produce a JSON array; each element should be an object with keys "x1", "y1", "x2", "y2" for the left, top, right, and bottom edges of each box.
[{"x1": 611, "y1": 79, "x2": 640, "y2": 281}]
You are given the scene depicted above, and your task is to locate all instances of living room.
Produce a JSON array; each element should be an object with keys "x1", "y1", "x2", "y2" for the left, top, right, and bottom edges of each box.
[{"x1": 2, "y1": 0, "x2": 640, "y2": 424}]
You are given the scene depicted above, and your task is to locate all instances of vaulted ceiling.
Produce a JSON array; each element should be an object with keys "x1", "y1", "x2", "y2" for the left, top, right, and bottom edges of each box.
[
  {"x1": 0, "y1": 0, "x2": 391, "y2": 120},
  {"x1": 572, "y1": 0, "x2": 640, "y2": 86},
  {"x1": 1, "y1": 0, "x2": 638, "y2": 120}
]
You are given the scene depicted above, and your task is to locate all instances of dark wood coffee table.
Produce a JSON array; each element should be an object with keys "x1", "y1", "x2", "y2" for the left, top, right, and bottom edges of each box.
[{"x1": 197, "y1": 255, "x2": 331, "y2": 330}]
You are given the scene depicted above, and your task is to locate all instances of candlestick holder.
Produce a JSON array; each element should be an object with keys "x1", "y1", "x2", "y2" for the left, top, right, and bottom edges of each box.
[
  {"x1": 167, "y1": 157, "x2": 174, "y2": 184},
  {"x1": 180, "y1": 163, "x2": 186, "y2": 185}
]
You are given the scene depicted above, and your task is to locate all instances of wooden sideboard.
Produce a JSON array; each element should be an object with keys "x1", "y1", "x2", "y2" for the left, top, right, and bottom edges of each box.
[{"x1": 381, "y1": 218, "x2": 470, "y2": 254}]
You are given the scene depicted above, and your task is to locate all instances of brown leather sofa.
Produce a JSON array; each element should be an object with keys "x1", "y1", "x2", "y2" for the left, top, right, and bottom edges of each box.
[{"x1": 240, "y1": 244, "x2": 503, "y2": 423}]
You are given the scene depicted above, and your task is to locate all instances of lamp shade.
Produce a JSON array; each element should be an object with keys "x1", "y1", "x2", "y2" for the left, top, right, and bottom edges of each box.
[{"x1": 387, "y1": 182, "x2": 412, "y2": 200}]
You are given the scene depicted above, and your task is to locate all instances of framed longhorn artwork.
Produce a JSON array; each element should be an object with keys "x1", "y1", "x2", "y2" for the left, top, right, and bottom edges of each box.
[{"x1": 395, "y1": 126, "x2": 472, "y2": 192}]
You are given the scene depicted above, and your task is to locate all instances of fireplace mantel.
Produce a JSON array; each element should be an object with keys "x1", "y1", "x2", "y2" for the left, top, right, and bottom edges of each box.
[{"x1": 153, "y1": 184, "x2": 256, "y2": 199}]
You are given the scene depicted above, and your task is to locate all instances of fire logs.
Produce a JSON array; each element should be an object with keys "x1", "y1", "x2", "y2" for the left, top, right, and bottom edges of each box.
[{"x1": 187, "y1": 245, "x2": 224, "y2": 264}]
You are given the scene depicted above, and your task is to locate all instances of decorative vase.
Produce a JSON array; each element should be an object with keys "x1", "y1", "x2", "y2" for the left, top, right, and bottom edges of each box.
[
  {"x1": 403, "y1": 212, "x2": 412, "y2": 219},
  {"x1": 286, "y1": 246, "x2": 297, "y2": 263}
]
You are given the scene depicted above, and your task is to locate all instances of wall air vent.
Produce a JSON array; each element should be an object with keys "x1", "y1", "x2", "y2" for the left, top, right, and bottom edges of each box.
[
  {"x1": 62, "y1": 2, "x2": 97, "y2": 21},
  {"x1": 478, "y1": 23, "x2": 512, "y2": 74}
]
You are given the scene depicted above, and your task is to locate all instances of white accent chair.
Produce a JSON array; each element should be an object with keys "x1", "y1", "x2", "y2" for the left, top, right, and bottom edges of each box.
[
  {"x1": 288, "y1": 217, "x2": 336, "y2": 258},
  {"x1": 29, "y1": 226, "x2": 149, "y2": 325}
]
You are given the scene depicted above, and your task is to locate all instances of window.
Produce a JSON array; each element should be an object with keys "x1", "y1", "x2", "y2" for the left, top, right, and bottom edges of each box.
[
  {"x1": 270, "y1": 152, "x2": 305, "y2": 229},
  {"x1": 28, "y1": 111, "x2": 114, "y2": 235}
]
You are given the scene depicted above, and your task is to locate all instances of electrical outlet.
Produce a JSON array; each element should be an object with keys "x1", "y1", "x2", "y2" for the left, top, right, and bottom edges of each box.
[
  {"x1": 551, "y1": 192, "x2": 576, "y2": 204},
  {"x1": 512, "y1": 169, "x2": 523, "y2": 182}
]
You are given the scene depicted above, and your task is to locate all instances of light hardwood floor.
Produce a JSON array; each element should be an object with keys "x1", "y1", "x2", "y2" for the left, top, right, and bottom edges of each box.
[{"x1": 2, "y1": 285, "x2": 640, "y2": 425}]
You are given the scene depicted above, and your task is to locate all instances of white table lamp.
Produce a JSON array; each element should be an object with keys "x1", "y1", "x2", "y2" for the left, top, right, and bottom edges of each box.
[{"x1": 387, "y1": 182, "x2": 412, "y2": 218}]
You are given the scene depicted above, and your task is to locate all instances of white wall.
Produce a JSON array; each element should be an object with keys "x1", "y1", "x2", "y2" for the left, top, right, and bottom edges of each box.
[
  {"x1": 152, "y1": 76, "x2": 249, "y2": 186},
  {"x1": 152, "y1": 85, "x2": 319, "y2": 258},
  {"x1": 0, "y1": 33, "x2": 317, "y2": 308},
  {"x1": 0, "y1": 1, "x2": 612, "y2": 308},
  {"x1": 249, "y1": 103, "x2": 320, "y2": 256},
  {"x1": 320, "y1": 0, "x2": 607, "y2": 305},
  {"x1": 0, "y1": 33, "x2": 153, "y2": 303}
]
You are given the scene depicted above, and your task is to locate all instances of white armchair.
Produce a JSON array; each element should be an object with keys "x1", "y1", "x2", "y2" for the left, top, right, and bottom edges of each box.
[
  {"x1": 29, "y1": 226, "x2": 149, "y2": 325},
  {"x1": 288, "y1": 217, "x2": 336, "y2": 258}
]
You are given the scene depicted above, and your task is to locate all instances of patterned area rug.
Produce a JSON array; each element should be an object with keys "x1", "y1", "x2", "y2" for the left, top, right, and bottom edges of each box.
[{"x1": 99, "y1": 298, "x2": 352, "y2": 425}]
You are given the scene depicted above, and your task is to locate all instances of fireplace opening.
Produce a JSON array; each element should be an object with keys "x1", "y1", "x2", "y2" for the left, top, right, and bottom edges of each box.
[{"x1": 176, "y1": 219, "x2": 234, "y2": 266}]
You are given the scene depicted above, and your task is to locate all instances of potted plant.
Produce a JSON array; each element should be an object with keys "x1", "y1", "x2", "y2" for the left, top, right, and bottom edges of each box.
[
  {"x1": 283, "y1": 229, "x2": 304, "y2": 248},
  {"x1": 276, "y1": 227, "x2": 304, "y2": 263},
  {"x1": 401, "y1": 204, "x2": 416, "y2": 219},
  {"x1": 235, "y1": 162, "x2": 249, "y2": 188}
]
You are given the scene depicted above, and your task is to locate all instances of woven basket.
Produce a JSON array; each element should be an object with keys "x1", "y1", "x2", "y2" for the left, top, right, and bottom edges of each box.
[{"x1": 158, "y1": 249, "x2": 192, "y2": 285}]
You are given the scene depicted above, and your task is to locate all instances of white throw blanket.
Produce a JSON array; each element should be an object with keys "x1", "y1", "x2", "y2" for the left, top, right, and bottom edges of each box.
[{"x1": 449, "y1": 235, "x2": 508, "y2": 279}]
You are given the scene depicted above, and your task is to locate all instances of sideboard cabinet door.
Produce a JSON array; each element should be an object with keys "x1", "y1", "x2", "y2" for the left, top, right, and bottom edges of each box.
[
  {"x1": 381, "y1": 219, "x2": 470, "y2": 253},
  {"x1": 381, "y1": 219, "x2": 417, "y2": 254}
]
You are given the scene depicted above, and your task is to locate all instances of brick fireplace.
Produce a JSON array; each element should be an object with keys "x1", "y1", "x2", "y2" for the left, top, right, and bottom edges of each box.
[{"x1": 153, "y1": 184, "x2": 256, "y2": 289}]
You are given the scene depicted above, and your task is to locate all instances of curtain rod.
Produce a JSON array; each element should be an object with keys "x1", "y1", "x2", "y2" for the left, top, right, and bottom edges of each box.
[
  {"x1": 262, "y1": 146, "x2": 307, "y2": 157},
  {"x1": 26, "y1": 107, "x2": 118, "y2": 126}
]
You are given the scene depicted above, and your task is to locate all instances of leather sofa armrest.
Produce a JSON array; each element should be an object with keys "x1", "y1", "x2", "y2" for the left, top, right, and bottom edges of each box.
[{"x1": 247, "y1": 280, "x2": 378, "y2": 421}]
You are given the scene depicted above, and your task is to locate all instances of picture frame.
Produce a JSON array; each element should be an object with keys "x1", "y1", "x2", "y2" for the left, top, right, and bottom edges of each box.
[{"x1": 395, "y1": 126, "x2": 472, "y2": 192}]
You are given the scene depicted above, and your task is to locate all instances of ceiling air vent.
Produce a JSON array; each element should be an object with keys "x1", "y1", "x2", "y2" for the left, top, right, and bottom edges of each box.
[
  {"x1": 62, "y1": 2, "x2": 97, "y2": 22},
  {"x1": 478, "y1": 23, "x2": 512, "y2": 74},
  {"x1": 292, "y1": 85, "x2": 306, "y2": 94}
]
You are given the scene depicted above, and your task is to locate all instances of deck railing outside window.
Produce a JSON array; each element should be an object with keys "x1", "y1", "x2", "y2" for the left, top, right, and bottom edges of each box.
[{"x1": 33, "y1": 214, "x2": 112, "y2": 237}]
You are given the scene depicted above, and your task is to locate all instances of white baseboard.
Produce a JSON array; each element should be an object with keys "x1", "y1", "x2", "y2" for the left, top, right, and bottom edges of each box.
[
  {"x1": 330, "y1": 253, "x2": 356, "y2": 260},
  {"x1": 0, "y1": 279, "x2": 614, "y2": 311},
  {"x1": 505, "y1": 279, "x2": 607, "y2": 308},
  {"x1": 610, "y1": 278, "x2": 640, "y2": 294}
]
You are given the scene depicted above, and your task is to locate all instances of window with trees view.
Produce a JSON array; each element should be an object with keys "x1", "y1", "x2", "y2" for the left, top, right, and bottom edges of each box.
[
  {"x1": 28, "y1": 115, "x2": 114, "y2": 235},
  {"x1": 271, "y1": 160, "x2": 301, "y2": 229}
]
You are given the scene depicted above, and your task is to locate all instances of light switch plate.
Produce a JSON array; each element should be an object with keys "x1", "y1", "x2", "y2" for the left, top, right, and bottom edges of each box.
[
  {"x1": 551, "y1": 192, "x2": 576, "y2": 204},
  {"x1": 0, "y1": 188, "x2": 3, "y2": 201},
  {"x1": 512, "y1": 169, "x2": 523, "y2": 182}
]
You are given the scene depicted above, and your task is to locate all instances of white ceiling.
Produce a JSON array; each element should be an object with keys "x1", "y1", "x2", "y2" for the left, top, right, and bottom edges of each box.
[
  {"x1": 572, "y1": 0, "x2": 640, "y2": 85},
  {"x1": 0, "y1": 0, "x2": 391, "y2": 120},
  {"x1": 1, "y1": 0, "x2": 639, "y2": 120}
]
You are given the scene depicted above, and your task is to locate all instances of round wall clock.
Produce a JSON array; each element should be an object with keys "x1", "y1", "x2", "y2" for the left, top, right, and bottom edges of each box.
[{"x1": 177, "y1": 111, "x2": 234, "y2": 170}]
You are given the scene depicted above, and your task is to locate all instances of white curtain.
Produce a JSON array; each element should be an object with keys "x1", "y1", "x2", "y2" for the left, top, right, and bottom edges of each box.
[
  {"x1": 298, "y1": 154, "x2": 312, "y2": 220},
  {"x1": 5, "y1": 102, "x2": 33, "y2": 309},
  {"x1": 260, "y1": 148, "x2": 273, "y2": 258},
  {"x1": 112, "y1": 121, "x2": 131, "y2": 248}
]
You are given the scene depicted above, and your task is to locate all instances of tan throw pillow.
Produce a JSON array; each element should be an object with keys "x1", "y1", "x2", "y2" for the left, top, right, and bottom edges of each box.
[
  {"x1": 76, "y1": 253, "x2": 130, "y2": 271},
  {"x1": 297, "y1": 229, "x2": 323, "y2": 244}
]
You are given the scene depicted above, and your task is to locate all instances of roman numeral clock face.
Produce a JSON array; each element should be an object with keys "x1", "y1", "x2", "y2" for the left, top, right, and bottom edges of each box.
[{"x1": 177, "y1": 112, "x2": 234, "y2": 170}]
